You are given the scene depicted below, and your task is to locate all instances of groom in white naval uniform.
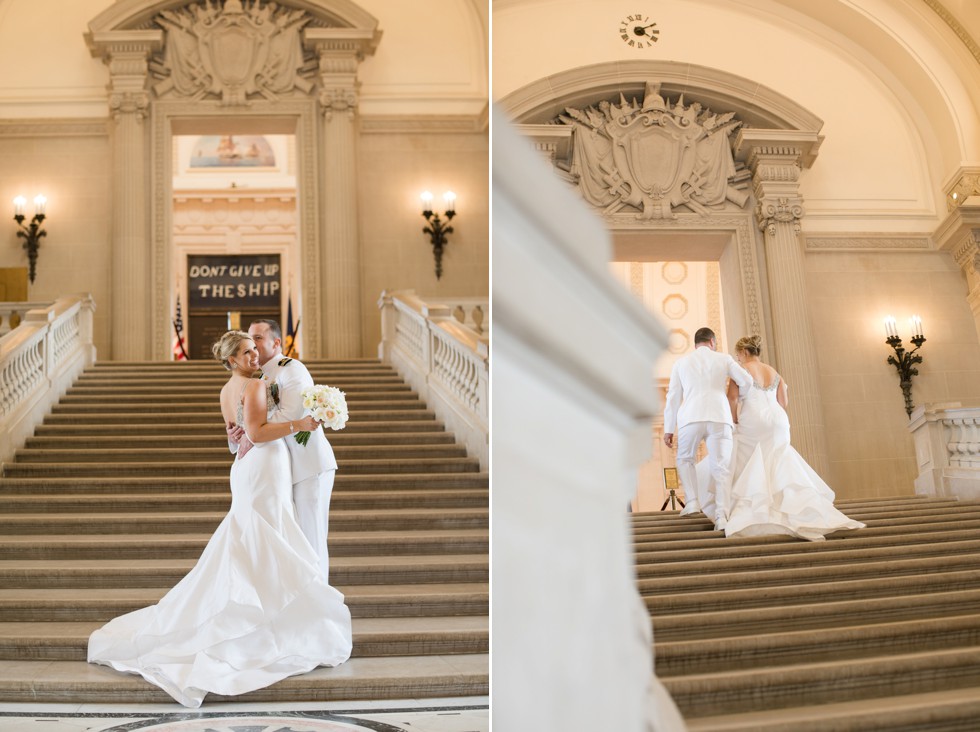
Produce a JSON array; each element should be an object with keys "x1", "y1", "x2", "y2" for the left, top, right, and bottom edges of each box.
[
  {"x1": 662, "y1": 327, "x2": 753, "y2": 529},
  {"x1": 228, "y1": 320, "x2": 338, "y2": 581}
]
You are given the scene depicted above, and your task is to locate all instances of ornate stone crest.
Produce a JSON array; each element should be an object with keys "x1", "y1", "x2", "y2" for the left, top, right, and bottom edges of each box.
[
  {"x1": 558, "y1": 82, "x2": 749, "y2": 219},
  {"x1": 151, "y1": 0, "x2": 315, "y2": 105}
]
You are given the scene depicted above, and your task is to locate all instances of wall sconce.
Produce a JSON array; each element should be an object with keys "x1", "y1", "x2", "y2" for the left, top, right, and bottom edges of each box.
[
  {"x1": 421, "y1": 190, "x2": 456, "y2": 279},
  {"x1": 884, "y1": 315, "x2": 926, "y2": 418},
  {"x1": 13, "y1": 195, "x2": 47, "y2": 284}
]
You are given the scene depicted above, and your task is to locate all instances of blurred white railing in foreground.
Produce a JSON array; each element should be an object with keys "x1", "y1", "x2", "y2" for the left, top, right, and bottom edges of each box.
[
  {"x1": 378, "y1": 290, "x2": 488, "y2": 469},
  {"x1": 0, "y1": 294, "x2": 96, "y2": 464},
  {"x1": 910, "y1": 400, "x2": 980, "y2": 500}
]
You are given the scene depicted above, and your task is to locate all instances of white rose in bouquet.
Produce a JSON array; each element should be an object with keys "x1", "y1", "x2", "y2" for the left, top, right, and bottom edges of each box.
[{"x1": 296, "y1": 384, "x2": 349, "y2": 445}]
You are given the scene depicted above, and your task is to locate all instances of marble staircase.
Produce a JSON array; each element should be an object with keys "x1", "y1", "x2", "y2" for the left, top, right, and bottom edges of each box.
[
  {"x1": 637, "y1": 496, "x2": 980, "y2": 730},
  {"x1": 0, "y1": 359, "x2": 488, "y2": 703}
]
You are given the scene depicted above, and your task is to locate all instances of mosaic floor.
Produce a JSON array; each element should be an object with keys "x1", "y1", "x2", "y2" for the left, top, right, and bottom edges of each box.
[{"x1": 0, "y1": 697, "x2": 489, "y2": 732}]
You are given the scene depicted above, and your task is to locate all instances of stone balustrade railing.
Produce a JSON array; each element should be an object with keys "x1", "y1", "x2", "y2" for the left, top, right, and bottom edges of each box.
[
  {"x1": 378, "y1": 290, "x2": 488, "y2": 469},
  {"x1": 0, "y1": 294, "x2": 96, "y2": 465},
  {"x1": 0, "y1": 302, "x2": 49, "y2": 337},
  {"x1": 909, "y1": 400, "x2": 980, "y2": 500}
]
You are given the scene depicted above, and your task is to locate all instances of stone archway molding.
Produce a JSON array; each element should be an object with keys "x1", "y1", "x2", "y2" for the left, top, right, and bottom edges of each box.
[
  {"x1": 86, "y1": 0, "x2": 381, "y2": 360},
  {"x1": 498, "y1": 59, "x2": 823, "y2": 135}
]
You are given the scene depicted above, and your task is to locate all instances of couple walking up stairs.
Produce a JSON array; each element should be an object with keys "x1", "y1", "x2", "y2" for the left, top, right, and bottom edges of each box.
[
  {"x1": 637, "y1": 496, "x2": 980, "y2": 730},
  {"x1": 0, "y1": 359, "x2": 488, "y2": 702}
]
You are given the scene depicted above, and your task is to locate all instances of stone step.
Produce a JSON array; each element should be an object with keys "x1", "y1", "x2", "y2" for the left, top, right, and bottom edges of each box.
[
  {"x1": 638, "y1": 551, "x2": 980, "y2": 596},
  {"x1": 77, "y1": 368, "x2": 398, "y2": 381},
  {"x1": 0, "y1": 583, "x2": 489, "y2": 622},
  {"x1": 635, "y1": 525, "x2": 980, "y2": 561},
  {"x1": 23, "y1": 432, "x2": 457, "y2": 449},
  {"x1": 0, "y1": 488, "x2": 489, "y2": 513},
  {"x1": 33, "y1": 420, "x2": 449, "y2": 436},
  {"x1": 0, "y1": 655, "x2": 489, "y2": 703},
  {"x1": 50, "y1": 399, "x2": 426, "y2": 414},
  {"x1": 644, "y1": 569, "x2": 980, "y2": 628},
  {"x1": 14, "y1": 443, "x2": 469, "y2": 463},
  {"x1": 0, "y1": 472, "x2": 490, "y2": 495},
  {"x1": 654, "y1": 613, "x2": 980, "y2": 676},
  {"x1": 633, "y1": 501, "x2": 980, "y2": 530},
  {"x1": 67, "y1": 382, "x2": 413, "y2": 395},
  {"x1": 635, "y1": 539, "x2": 980, "y2": 580},
  {"x1": 0, "y1": 616, "x2": 490, "y2": 661},
  {"x1": 0, "y1": 555, "x2": 489, "y2": 588},
  {"x1": 40, "y1": 410, "x2": 440, "y2": 425},
  {"x1": 2, "y1": 456, "x2": 482, "y2": 477},
  {"x1": 0, "y1": 509, "x2": 489, "y2": 535},
  {"x1": 661, "y1": 645, "x2": 980, "y2": 717},
  {"x1": 0, "y1": 530, "x2": 488, "y2": 559},
  {"x1": 685, "y1": 687, "x2": 980, "y2": 731}
]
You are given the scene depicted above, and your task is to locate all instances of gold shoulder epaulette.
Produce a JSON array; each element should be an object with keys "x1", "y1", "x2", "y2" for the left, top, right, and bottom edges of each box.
[{"x1": 278, "y1": 357, "x2": 293, "y2": 367}]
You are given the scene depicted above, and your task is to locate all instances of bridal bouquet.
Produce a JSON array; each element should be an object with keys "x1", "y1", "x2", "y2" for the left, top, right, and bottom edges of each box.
[{"x1": 295, "y1": 384, "x2": 349, "y2": 446}]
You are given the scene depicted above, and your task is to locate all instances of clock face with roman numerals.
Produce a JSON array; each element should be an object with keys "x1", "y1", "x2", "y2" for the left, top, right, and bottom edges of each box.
[{"x1": 619, "y1": 14, "x2": 659, "y2": 48}]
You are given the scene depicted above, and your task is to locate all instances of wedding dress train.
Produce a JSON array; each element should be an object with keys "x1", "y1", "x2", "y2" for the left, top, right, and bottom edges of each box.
[
  {"x1": 723, "y1": 376, "x2": 866, "y2": 540},
  {"x1": 681, "y1": 377, "x2": 865, "y2": 541},
  {"x1": 88, "y1": 395, "x2": 352, "y2": 707}
]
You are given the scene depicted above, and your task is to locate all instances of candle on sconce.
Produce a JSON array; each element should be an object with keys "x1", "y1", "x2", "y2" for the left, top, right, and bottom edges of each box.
[
  {"x1": 420, "y1": 191, "x2": 433, "y2": 214},
  {"x1": 443, "y1": 191, "x2": 456, "y2": 213},
  {"x1": 884, "y1": 316, "x2": 897, "y2": 338},
  {"x1": 910, "y1": 315, "x2": 923, "y2": 338},
  {"x1": 33, "y1": 195, "x2": 46, "y2": 216},
  {"x1": 13, "y1": 196, "x2": 25, "y2": 218}
]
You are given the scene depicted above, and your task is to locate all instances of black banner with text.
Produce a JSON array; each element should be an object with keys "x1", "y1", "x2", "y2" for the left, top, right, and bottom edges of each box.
[{"x1": 187, "y1": 254, "x2": 281, "y2": 309}]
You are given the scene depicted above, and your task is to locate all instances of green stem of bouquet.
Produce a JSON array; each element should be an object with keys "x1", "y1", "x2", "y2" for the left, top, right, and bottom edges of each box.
[{"x1": 294, "y1": 430, "x2": 311, "y2": 446}]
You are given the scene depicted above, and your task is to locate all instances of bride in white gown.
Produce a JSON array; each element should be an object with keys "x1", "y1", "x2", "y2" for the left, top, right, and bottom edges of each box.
[
  {"x1": 88, "y1": 331, "x2": 352, "y2": 707},
  {"x1": 717, "y1": 334, "x2": 865, "y2": 541}
]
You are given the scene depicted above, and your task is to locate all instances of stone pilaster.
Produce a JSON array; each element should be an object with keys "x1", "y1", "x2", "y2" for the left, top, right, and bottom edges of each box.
[
  {"x1": 305, "y1": 29, "x2": 378, "y2": 358},
  {"x1": 88, "y1": 32, "x2": 162, "y2": 360},
  {"x1": 736, "y1": 130, "x2": 829, "y2": 477}
]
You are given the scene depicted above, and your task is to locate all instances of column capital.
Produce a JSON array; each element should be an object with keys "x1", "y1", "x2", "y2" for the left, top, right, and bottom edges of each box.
[
  {"x1": 733, "y1": 128, "x2": 823, "y2": 171},
  {"x1": 319, "y1": 87, "x2": 359, "y2": 120},
  {"x1": 304, "y1": 28, "x2": 377, "y2": 121},
  {"x1": 86, "y1": 30, "x2": 161, "y2": 120},
  {"x1": 756, "y1": 195, "x2": 805, "y2": 235},
  {"x1": 109, "y1": 91, "x2": 150, "y2": 120}
]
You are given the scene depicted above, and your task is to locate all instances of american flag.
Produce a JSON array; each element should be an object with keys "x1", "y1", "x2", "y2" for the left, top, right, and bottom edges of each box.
[{"x1": 172, "y1": 295, "x2": 188, "y2": 361}]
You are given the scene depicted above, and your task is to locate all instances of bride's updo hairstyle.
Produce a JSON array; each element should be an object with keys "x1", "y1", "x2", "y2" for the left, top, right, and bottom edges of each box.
[
  {"x1": 735, "y1": 334, "x2": 763, "y2": 357},
  {"x1": 211, "y1": 330, "x2": 253, "y2": 371}
]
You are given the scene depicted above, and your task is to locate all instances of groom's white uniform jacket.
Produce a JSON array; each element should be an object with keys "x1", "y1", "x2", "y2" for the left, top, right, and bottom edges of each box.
[
  {"x1": 261, "y1": 356, "x2": 338, "y2": 483},
  {"x1": 663, "y1": 346, "x2": 753, "y2": 434}
]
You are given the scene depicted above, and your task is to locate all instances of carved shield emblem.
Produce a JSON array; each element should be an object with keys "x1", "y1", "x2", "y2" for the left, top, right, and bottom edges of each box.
[
  {"x1": 209, "y1": 27, "x2": 254, "y2": 86},
  {"x1": 623, "y1": 121, "x2": 688, "y2": 196}
]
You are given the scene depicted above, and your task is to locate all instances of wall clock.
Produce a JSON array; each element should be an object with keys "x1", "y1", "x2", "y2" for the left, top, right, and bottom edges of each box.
[{"x1": 619, "y1": 14, "x2": 659, "y2": 48}]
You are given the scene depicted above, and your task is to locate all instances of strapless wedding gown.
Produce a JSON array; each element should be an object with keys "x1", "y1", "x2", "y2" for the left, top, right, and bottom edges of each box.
[
  {"x1": 722, "y1": 377, "x2": 866, "y2": 541},
  {"x1": 88, "y1": 389, "x2": 352, "y2": 707}
]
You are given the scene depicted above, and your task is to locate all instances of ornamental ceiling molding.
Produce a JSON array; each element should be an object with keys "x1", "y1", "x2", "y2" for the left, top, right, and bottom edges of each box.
[
  {"x1": 556, "y1": 82, "x2": 751, "y2": 220},
  {"x1": 0, "y1": 119, "x2": 108, "y2": 138},
  {"x1": 498, "y1": 60, "x2": 824, "y2": 133},
  {"x1": 804, "y1": 235, "x2": 932, "y2": 251},
  {"x1": 922, "y1": 0, "x2": 980, "y2": 68}
]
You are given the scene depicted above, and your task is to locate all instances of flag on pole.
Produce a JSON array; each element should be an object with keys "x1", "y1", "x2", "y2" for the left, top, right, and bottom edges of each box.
[
  {"x1": 172, "y1": 295, "x2": 188, "y2": 361},
  {"x1": 284, "y1": 291, "x2": 297, "y2": 357}
]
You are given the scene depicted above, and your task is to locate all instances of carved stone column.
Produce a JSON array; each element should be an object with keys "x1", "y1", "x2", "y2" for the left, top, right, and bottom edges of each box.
[
  {"x1": 88, "y1": 32, "x2": 162, "y2": 360},
  {"x1": 736, "y1": 130, "x2": 829, "y2": 477},
  {"x1": 306, "y1": 30, "x2": 378, "y2": 358}
]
